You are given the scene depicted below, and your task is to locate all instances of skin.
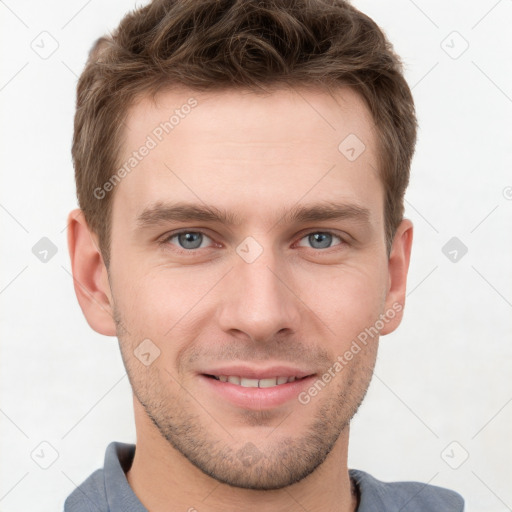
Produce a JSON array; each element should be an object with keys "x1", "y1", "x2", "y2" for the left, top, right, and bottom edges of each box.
[{"x1": 67, "y1": 86, "x2": 413, "y2": 512}]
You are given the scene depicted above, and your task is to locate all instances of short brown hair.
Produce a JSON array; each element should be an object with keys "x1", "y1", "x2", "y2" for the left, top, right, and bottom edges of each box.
[{"x1": 72, "y1": 0, "x2": 417, "y2": 268}]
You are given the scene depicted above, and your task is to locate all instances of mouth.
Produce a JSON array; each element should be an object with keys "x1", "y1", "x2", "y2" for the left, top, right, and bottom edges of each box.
[
  {"x1": 204, "y1": 374, "x2": 307, "y2": 388},
  {"x1": 199, "y1": 367, "x2": 316, "y2": 410}
]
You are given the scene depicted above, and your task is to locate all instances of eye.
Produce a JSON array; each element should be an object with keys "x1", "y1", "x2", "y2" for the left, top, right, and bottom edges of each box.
[
  {"x1": 163, "y1": 231, "x2": 213, "y2": 251},
  {"x1": 160, "y1": 229, "x2": 346, "y2": 254},
  {"x1": 297, "y1": 231, "x2": 344, "y2": 250}
]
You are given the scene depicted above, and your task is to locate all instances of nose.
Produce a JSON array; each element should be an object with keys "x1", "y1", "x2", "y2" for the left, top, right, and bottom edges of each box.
[{"x1": 216, "y1": 244, "x2": 302, "y2": 344}]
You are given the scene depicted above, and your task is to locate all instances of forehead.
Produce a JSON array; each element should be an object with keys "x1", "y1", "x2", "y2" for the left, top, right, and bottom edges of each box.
[{"x1": 112, "y1": 86, "x2": 382, "y2": 229}]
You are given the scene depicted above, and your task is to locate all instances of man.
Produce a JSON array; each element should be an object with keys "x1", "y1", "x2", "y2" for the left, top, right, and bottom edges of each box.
[{"x1": 64, "y1": 0, "x2": 464, "y2": 510}]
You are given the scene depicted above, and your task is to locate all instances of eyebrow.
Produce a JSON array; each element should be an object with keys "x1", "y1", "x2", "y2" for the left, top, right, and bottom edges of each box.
[{"x1": 135, "y1": 200, "x2": 371, "y2": 230}]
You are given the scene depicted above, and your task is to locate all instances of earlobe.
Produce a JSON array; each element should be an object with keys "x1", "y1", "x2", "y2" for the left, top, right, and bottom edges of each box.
[
  {"x1": 380, "y1": 219, "x2": 413, "y2": 336},
  {"x1": 67, "y1": 208, "x2": 117, "y2": 336}
]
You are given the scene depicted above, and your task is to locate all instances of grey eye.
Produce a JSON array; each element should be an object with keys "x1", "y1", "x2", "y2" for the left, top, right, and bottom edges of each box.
[
  {"x1": 297, "y1": 232, "x2": 342, "y2": 249},
  {"x1": 172, "y1": 232, "x2": 209, "y2": 250}
]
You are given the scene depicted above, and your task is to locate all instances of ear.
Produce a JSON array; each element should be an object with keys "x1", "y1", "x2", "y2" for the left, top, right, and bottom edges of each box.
[
  {"x1": 380, "y1": 218, "x2": 413, "y2": 335},
  {"x1": 67, "y1": 208, "x2": 116, "y2": 336}
]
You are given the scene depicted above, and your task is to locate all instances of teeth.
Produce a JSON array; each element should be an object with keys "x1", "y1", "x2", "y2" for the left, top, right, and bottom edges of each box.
[
  {"x1": 240, "y1": 378, "x2": 259, "y2": 388},
  {"x1": 259, "y1": 378, "x2": 277, "y2": 388},
  {"x1": 215, "y1": 375, "x2": 300, "y2": 388}
]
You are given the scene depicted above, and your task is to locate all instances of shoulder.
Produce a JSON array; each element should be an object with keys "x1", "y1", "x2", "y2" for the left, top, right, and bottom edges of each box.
[
  {"x1": 64, "y1": 468, "x2": 107, "y2": 512},
  {"x1": 63, "y1": 441, "x2": 137, "y2": 512},
  {"x1": 350, "y1": 469, "x2": 465, "y2": 512}
]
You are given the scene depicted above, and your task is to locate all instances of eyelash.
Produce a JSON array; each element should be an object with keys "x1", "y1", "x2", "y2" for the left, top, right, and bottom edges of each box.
[{"x1": 159, "y1": 229, "x2": 347, "y2": 255}]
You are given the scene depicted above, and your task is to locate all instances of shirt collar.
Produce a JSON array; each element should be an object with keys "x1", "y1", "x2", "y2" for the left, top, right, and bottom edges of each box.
[{"x1": 104, "y1": 442, "x2": 147, "y2": 511}]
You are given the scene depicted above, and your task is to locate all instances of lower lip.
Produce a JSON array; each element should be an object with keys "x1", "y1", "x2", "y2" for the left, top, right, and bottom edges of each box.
[{"x1": 199, "y1": 375, "x2": 316, "y2": 410}]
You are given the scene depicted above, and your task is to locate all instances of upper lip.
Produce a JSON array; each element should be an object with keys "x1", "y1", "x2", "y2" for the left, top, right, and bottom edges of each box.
[{"x1": 200, "y1": 365, "x2": 315, "y2": 380}]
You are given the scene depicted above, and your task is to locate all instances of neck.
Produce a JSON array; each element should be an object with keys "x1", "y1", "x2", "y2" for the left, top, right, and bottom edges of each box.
[{"x1": 126, "y1": 399, "x2": 358, "y2": 512}]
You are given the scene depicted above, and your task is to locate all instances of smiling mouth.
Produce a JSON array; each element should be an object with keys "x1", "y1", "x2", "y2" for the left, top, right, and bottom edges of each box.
[{"x1": 204, "y1": 374, "x2": 310, "y2": 388}]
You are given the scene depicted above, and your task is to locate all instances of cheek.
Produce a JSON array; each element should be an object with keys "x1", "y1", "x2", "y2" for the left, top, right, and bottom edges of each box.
[
  {"x1": 112, "y1": 247, "x2": 389, "y2": 352},
  {"x1": 114, "y1": 264, "x2": 223, "y2": 339},
  {"x1": 301, "y1": 263, "x2": 388, "y2": 345}
]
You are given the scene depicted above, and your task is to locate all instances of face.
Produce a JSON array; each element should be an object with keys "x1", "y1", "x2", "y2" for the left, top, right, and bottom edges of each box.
[{"x1": 102, "y1": 86, "x2": 406, "y2": 489}]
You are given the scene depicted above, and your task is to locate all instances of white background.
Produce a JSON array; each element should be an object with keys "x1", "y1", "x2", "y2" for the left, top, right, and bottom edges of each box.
[{"x1": 1, "y1": 0, "x2": 511, "y2": 510}]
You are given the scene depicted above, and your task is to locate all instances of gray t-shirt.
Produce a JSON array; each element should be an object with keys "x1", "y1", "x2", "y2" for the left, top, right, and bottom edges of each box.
[{"x1": 64, "y1": 442, "x2": 464, "y2": 511}]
